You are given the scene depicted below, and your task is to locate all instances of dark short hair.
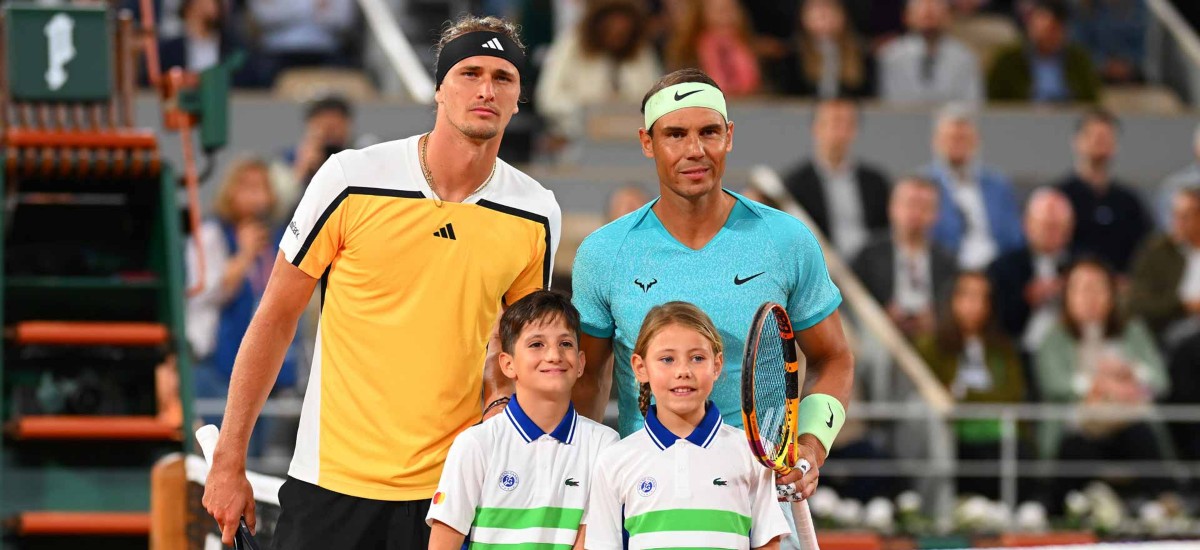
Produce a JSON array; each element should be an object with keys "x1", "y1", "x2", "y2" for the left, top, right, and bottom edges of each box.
[
  {"x1": 810, "y1": 95, "x2": 862, "y2": 130},
  {"x1": 305, "y1": 94, "x2": 353, "y2": 121},
  {"x1": 1031, "y1": 0, "x2": 1070, "y2": 23},
  {"x1": 1075, "y1": 107, "x2": 1120, "y2": 135},
  {"x1": 1061, "y1": 255, "x2": 1124, "y2": 340},
  {"x1": 892, "y1": 174, "x2": 940, "y2": 198},
  {"x1": 640, "y1": 68, "x2": 723, "y2": 134},
  {"x1": 499, "y1": 290, "x2": 582, "y2": 354}
]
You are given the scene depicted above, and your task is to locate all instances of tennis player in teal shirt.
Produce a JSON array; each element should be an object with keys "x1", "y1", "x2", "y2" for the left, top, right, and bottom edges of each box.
[{"x1": 571, "y1": 69, "x2": 855, "y2": 510}]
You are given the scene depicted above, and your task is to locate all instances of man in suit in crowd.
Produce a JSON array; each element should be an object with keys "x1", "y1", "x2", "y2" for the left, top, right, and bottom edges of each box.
[
  {"x1": 924, "y1": 103, "x2": 1024, "y2": 271},
  {"x1": 987, "y1": 188, "x2": 1075, "y2": 400},
  {"x1": 782, "y1": 97, "x2": 891, "y2": 260},
  {"x1": 1128, "y1": 187, "x2": 1200, "y2": 346},
  {"x1": 853, "y1": 176, "x2": 957, "y2": 340}
]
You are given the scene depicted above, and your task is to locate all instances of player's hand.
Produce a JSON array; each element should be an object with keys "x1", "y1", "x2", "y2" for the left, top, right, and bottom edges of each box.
[
  {"x1": 777, "y1": 434, "x2": 826, "y2": 500},
  {"x1": 203, "y1": 455, "x2": 257, "y2": 545}
]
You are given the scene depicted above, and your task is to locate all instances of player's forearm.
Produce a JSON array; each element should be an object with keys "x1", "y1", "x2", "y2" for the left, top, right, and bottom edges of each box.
[
  {"x1": 428, "y1": 521, "x2": 466, "y2": 550},
  {"x1": 216, "y1": 310, "x2": 302, "y2": 458},
  {"x1": 572, "y1": 367, "x2": 611, "y2": 422},
  {"x1": 575, "y1": 336, "x2": 614, "y2": 421},
  {"x1": 482, "y1": 333, "x2": 514, "y2": 405},
  {"x1": 572, "y1": 525, "x2": 586, "y2": 550},
  {"x1": 805, "y1": 349, "x2": 855, "y2": 409}
]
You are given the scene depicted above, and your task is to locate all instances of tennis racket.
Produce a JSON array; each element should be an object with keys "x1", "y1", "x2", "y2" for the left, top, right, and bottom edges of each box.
[
  {"x1": 196, "y1": 424, "x2": 261, "y2": 550},
  {"x1": 741, "y1": 302, "x2": 820, "y2": 550}
]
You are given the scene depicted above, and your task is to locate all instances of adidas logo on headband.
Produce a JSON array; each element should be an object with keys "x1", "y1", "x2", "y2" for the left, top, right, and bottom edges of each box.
[{"x1": 481, "y1": 38, "x2": 505, "y2": 51}]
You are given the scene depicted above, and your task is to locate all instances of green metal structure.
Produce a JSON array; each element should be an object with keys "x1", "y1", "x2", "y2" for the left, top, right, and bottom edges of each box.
[{"x1": 0, "y1": 1, "x2": 233, "y2": 547}]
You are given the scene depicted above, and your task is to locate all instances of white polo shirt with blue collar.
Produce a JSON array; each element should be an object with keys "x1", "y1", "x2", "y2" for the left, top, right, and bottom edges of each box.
[
  {"x1": 426, "y1": 395, "x2": 619, "y2": 548},
  {"x1": 585, "y1": 403, "x2": 791, "y2": 550}
]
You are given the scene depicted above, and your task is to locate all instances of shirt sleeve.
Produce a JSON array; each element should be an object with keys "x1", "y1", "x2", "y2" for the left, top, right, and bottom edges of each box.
[
  {"x1": 424, "y1": 429, "x2": 486, "y2": 534},
  {"x1": 581, "y1": 428, "x2": 621, "y2": 525},
  {"x1": 279, "y1": 154, "x2": 349, "y2": 279},
  {"x1": 748, "y1": 462, "x2": 792, "y2": 548},
  {"x1": 571, "y1": 235, "x2": 616, "y2": 338},
  {"x1": 583, "y1": 450, "x2": 624, "y2": 550},
  {"x1": 785, "y1": 219, "x2": 843, "y2": 331},
  {"x1": 504, "y1": 195, "x2": 562, "y2": 304}
]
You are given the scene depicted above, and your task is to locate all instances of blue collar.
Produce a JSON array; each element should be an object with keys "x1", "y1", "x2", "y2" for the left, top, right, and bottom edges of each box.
[
  {"x1": 643, "y1": 402, "x2": 723, "y2": 450},
  {"x1": 504, "y1": 395, "x2": 578, "y2": 444}
]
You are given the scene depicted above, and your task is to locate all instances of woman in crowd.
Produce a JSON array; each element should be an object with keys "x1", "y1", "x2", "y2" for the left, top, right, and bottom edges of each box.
[
  {"x1": 918, "y1": 272, "x2": 1027, "y2": 498},
  {"x1": 187, "y1": 156, "x2": 303, "y2": 460},
  {"x1": 774, "y1": 0, "x2": 873, "y2": 97},
  {"x1": 535, "y1": 0, "x2": 662, "y2": 140},
  {"x1": 665, "y1": 0, "x2": 762, "y2": 97},
  {"x1": 1036, "y1": 257, "x2": 1172, "y2": 501}
]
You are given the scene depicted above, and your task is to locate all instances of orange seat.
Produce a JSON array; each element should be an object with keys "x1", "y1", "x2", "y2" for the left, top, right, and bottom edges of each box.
[
  {"x1": 999, "y1": 532, "x2": 1098, "y2": 547},
  {"x1": 4, "y1": 129, "x2": 157, "y2": 150},
  {"x1": 7, "y1": 416, "x2": 180, "y2": 441},
  {"x1": 15, "y1": 511, "x2": 150, "y2": 536},
  {"x1": 10, "y1": 321, "x2": 169, "y2": 346},
  {"x1": 818, "y1": 531, "x2": 884, "y2": 550}
]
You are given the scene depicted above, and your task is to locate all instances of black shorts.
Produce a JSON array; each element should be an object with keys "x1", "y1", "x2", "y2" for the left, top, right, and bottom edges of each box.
[{"x1": 273, "y1": 477, "x2": 431, "y2": 550}]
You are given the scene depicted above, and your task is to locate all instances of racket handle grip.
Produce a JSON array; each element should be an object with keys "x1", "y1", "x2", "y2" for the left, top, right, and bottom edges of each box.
[
  {"x1": 791, "y1": 499, "x2": 820, "y2": 550},
  {"x1": 790, "y1": 459, "x2": 819, "y2": 549}
]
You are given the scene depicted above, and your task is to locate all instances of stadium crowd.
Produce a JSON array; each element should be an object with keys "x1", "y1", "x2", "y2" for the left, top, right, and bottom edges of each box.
[{"x1": 160, "y1": 0, "x2": 1200, "y2": 513}]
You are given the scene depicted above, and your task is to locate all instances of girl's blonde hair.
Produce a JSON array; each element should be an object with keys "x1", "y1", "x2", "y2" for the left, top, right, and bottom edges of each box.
[
  {"x1": 632, "y1": 301, "x2": 724, "y2": 417},
  {"x1": 213, "y1": 155, "x2": 274, "y2": 223}
]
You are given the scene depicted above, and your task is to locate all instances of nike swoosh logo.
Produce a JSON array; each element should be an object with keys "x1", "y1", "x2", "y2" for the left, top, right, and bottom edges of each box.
[
  {"x1": 826, "y1": 403, "x2": 835, "y2": 428},
  {"x1": 674, "y1": 89, "x2": 703, "y2": 101},
  {"x1": 733, "y1": 272, "x2": 765, "y2": 285}
]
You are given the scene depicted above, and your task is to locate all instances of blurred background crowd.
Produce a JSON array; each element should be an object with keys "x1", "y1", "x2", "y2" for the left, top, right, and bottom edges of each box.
[{"x1": 26, "y1": 0, "x2": 1200, "y2": 527}]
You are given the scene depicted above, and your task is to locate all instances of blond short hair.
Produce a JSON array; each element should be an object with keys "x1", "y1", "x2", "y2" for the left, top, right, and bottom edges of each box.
[{"x1": 213, "y1": 155, "x2": 274, "y2": 223}]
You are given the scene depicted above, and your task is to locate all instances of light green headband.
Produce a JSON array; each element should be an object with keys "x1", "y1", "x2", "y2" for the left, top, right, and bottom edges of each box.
[{"x1": 643, "y1": 82, "x2": 728, "y2": 131}]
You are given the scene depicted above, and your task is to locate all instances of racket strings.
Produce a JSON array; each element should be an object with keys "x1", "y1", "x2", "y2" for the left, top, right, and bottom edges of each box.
[{"x1": 751, "y1": 311, "x2": 790, "y2": 463}]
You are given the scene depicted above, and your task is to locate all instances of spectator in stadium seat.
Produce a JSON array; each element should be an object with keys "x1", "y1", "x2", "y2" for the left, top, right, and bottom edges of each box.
[
  {"x1": 1035, "y1": 258, "x2": 1170, "y2": 471},
  {"x1": 924, "y1": 103, "x2": 1024, "y2": 271},
  {"x1": 1070, "y1": 0, "x2": 1146, "y2": 84},
  {"x1": 774, "y1": 0, "x2": 874, "y2": 98},
  {"x1": 853, "y1": 177, "x2": 958, "y2": 341},
  {"x1": 986, "y1": 0, "x2": 1100, "y2": 103},
  {"x1": 186, "y1": 156, "x2": 303, "y2": 455},
  {"x1": 535, "y1": 0, "x2": 661, "y2": 140},
  {"x1": 878, "y1": 0, "x2": 983, "y2": 105},
  {"x1": 917, "y1": 271, "x2": 1027, "y2": 498},
  {"x1": 988, "y1": 188, "x2": 1075, "y2": 362},
  {"x1": 781, "y1": 97, "x2": 891, "y2": 260},
  {"x1": 250, "y1": 0, "x2": 358, "y2": 83},
  {"x1": 1127, "y1": 188, "x2": 1200, "y2": 348},
  {"x1": 665, "y1": 0, "x2": 762, "y2": 97},
  {"x1": 149, "y1": 0, "x2": 266, "y2": 88},
  {"x1": 1155, "y1": 123, "x2": 1200, "y2": 230},
  {"x1": 272, "y1": 94, "x2": 356, "y2": 219},
  {"x1": 1053, "y1": 108, "x2": 1152, "y2": 274}
]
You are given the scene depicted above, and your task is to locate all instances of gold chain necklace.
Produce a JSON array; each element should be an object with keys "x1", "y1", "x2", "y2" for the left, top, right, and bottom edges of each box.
[{"x1": 420, "y1": 132, "x2": 496, "y2": 207}]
